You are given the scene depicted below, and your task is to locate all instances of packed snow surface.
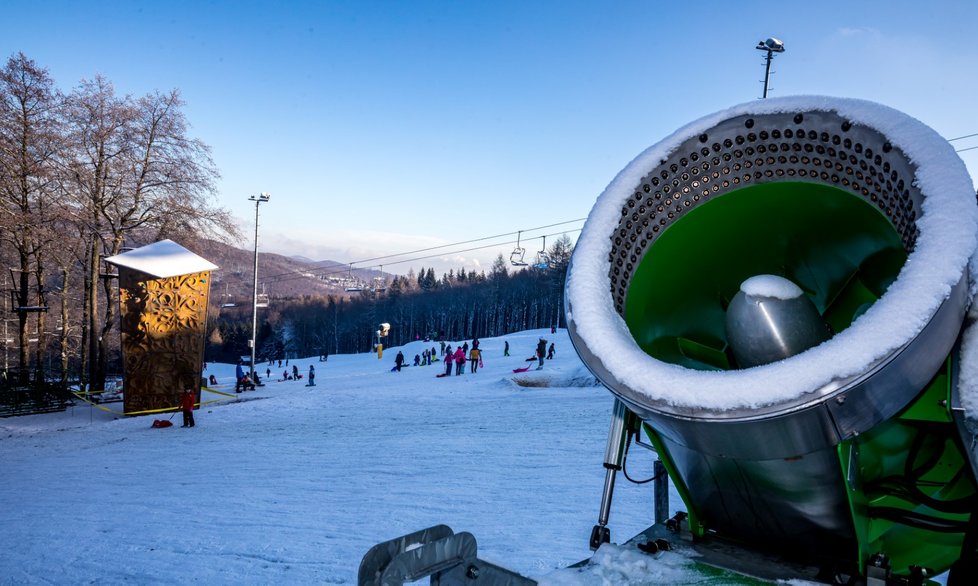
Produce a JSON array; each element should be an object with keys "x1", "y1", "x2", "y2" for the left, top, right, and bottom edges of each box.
[
  {"x1": 567, "y1": 95, "x2": 978, "y2": 411},
  {"x1": 739, "y1": 275, "x2": 804, "y2": 300},
  {"x1": 0, "y1": 329, "x2": 693, "y2": 584}
]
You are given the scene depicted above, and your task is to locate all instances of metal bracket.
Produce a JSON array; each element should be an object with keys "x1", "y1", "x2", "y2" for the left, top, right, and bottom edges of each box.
[{"x1": 359, "y1": 525, "x2": 536, "y2": 586}]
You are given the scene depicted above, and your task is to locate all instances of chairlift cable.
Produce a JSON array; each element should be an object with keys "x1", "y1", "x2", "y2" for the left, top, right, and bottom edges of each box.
[
  {"x1": 257, "y1": 217, "x2": 586, "y2": 282},
  {"x1": 265, "y1": 228, "x2": 583, "y2": 286},
  {"x1": 948, "y1": 132, "x2": 978, "y2": 142}
]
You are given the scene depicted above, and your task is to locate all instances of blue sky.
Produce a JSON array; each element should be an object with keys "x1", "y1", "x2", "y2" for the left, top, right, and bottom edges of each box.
[{"x1": 6, "y1": 1, "x2": 978, "y2": 275}]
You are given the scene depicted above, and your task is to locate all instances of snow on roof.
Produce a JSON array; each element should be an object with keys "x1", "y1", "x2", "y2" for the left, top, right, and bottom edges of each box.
[
  {"x1": 104, "y1": 239, "x2": 218, "y2": 279},
  {"x1": 566, "y1": 95, "x2": 978, "y2": 411}
]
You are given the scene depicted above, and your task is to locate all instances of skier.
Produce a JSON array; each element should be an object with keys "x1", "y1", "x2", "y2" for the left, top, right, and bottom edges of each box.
[
  {"x1": 308, "y1": 364, "x2": 315, "y2": 386},
  {"x1": 454, "y1": 346, "x2": 466, "y2": 376},
  {"x1": 547, "y1": 342, "x2": 555, "y2": 360},
  {"x1": 504, "y1": 340, "x2": 510, "y2": 357},
  {"x1": 536, "y1": 338, "x2": 547, "y2": 370},
  {"x1": 395, "y1": 351, "x2": 405, "y2": 372},
  {"x1": 180, "y1": 388, "x2": 195, "y2": 428},
  {"x1": 469, "y1": 345, "x2": 481, "y2": 374}
]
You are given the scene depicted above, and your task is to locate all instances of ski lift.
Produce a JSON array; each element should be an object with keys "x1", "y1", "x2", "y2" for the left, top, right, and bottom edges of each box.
[
  {"x1": 255, "y1": 283, "x2": 270, "y2": 308},
  {"x1": 345, "y1": 264, "x2": 363, "y2": 292},
  {"x1": 220, "y1": 283, "x2": 237, "y2": 308},
  {"x1": 373, "y1": 265, "x2": 387, "y2": 293},
  {"x1": 510, "y1": 231, "x2": 528, "y2": 266},
  {"x1": 533, "y1": 235, "x2": 550, "y2": 270}
]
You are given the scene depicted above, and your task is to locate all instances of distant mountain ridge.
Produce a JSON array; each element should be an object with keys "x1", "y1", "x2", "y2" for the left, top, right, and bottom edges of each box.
[{"x1": 193, "y1": 238, "x2": 387, "y2": 303}]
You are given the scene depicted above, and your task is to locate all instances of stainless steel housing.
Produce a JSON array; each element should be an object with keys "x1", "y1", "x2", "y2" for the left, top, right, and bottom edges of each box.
[
  {"x1": 566, "y1": 106, "x2": 971, "y2": 559},
  {"x1": 568, "y1": 108, "x2": 967, "y2": 461}
]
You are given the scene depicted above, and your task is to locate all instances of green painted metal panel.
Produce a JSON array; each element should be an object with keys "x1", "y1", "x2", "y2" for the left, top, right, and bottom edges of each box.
[{"x1": 624, "y1": 182, "x2": 905, "y2": 370}]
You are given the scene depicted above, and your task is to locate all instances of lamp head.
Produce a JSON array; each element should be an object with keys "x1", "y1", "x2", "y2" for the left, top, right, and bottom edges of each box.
[{"x1": 756, "y1": 37, "x2": 785, "y2": 52}]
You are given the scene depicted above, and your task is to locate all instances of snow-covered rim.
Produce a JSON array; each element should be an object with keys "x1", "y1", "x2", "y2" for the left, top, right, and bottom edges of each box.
[{"x1": 566, "y1": 96, "x2": 978, "y2": 411}]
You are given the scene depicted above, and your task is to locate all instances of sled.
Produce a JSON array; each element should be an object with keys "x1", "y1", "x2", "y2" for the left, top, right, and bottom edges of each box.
[
  {"x1": 512, "y1": 366, "x2": 531, "y2": 373},
  {"x1": 151, "y1": 419, "x2": 173, "y2": 428},
  {"x1": 436, "y1": 373, "x2": 450, "y2": 378}
]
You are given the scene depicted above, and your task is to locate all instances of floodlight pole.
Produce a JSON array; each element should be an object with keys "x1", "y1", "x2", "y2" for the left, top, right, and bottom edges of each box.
[
  {"x1": 248, "y1": 193, "x2": 271, "y2": 382},
  {"x1": 755, "y1": 38, "x2": 785, "y2": 99}
]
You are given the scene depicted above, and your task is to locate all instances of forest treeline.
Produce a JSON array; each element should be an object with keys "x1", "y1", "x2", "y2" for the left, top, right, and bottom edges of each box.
[
  {"x1": 0, "y1": 53, "x2": 236, "y2": 390},
  {"x1": 207, "y1": 236, "x2": 574, "y2": 364}
]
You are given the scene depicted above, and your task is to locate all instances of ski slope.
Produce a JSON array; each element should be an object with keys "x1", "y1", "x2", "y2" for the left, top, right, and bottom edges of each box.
[{"x1": 0, "y1": 329, "x2": 696, "y2": 584}]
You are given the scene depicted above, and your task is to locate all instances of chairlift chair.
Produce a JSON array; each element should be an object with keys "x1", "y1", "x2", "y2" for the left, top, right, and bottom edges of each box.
[
  {"x1": 345, "y1": 263, "x2": 364, "y2": 292},
  {"x1": 256, "y1": 284, "x2": 270, "y2": 308},
  {"x1": 220, "y1": 283, "x2": 236, "y2": 308},
  {"x1": 373, "y1": 265, "x2": 388, "y2": 293},
  {"x1": 510, "y1": 231, "x2": 528, "y2": 266},
  {"x1": 533, "y1": 235, "x2": 550, "y2": 269}
]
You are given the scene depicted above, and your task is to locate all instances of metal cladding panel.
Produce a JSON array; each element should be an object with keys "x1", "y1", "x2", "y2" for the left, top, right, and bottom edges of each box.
[
  {"x1": 119, "y1": 269, "x2": 211, "y2": 414},
  {"x1": 661, "y1": 433, "x2": 858, "y2": 564}
]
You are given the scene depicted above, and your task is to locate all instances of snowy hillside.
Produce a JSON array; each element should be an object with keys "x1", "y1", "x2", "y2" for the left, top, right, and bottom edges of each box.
[{"x1": 1, "y1": 329, "x2": 678, "y2": 584}]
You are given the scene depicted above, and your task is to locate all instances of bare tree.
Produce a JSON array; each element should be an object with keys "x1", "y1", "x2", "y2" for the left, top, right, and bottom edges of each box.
[
  {"x1": 0, "y1": 53, "x2": 64, "y2": 382},
  {"x1": 64, "y1": 79, "x2": 237, "y2": 391}
]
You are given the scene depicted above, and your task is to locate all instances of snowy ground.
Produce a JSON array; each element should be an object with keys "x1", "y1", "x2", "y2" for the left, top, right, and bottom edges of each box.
[{"x1": 1, "y1": 329, "x2": 690, "y2": 584}]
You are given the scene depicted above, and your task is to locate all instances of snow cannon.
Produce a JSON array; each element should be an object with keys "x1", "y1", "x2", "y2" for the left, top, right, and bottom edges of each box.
[{"x1": 566, "y1": 96, "x2": 978, "y2": 582}]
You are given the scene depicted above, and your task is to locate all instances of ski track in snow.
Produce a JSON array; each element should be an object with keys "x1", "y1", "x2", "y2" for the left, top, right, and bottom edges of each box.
[{"x1": 0, "y1": 329, "x2": 670, "y2": 584}]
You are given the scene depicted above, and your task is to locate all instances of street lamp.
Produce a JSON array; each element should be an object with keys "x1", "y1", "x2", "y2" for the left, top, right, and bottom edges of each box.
[
  {"x1": 755, "y1": 37, "x2": 785, "y2": 99},
  {"x1": 248, "y1": 192, "x2": 271, "y2": 383}
]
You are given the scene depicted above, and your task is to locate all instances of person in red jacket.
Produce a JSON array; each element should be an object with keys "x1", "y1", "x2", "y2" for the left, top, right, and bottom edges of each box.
[
  {"x1": 453, "y1": 346, "x2": 466, "y2": 376},
  {"x1": 181, "y1": 388, "x2": 196, "y2": 428}
]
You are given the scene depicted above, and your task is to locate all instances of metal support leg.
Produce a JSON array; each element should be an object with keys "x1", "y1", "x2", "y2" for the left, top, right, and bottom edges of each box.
[
  {"x1": 654, "y1": 459, "x2": 669, "y2": 525},
  {"x1": 591, "y1": 398, "x2": 631, "y2": 550}
]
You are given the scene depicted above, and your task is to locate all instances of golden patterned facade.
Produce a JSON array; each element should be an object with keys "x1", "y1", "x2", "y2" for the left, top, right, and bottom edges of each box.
[{"x1": 118, "y1": 269, "x2": 211, "y2": 414}]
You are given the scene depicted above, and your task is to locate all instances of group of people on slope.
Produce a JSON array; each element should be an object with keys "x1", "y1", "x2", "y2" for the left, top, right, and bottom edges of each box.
[
  {"x1": 394, "y1": 333, "x2": 556, "y2": 376},
  {"x1": 441, "y1": 338, "x2": 482, "y2": 376},
  {"x1": 411, "y1": 346, "x2": 441, "y2": 366}
]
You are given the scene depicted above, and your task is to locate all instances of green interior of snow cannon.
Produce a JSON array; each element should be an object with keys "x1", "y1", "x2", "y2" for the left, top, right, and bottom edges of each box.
[{"x1": 624, "y1": 182, "x2": 907, "y2": 370}]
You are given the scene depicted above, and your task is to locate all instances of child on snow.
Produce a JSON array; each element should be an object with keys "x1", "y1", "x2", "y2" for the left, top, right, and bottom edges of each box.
[
  {"x1": 469, "y1": 346, "x2": 481, "y2": 373},
  {"x1": 181, "y1": 388, "x2": 196, "y2": 428},
  {"x1": 536, "y1": 338, "x2": 547, "y2": 370},
  {"x1": 442, "y1": 346, "x2": 453, "y2": 376}
]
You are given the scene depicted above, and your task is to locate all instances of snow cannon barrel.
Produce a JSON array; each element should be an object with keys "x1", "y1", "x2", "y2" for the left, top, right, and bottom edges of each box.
[{"x1": 566, "y1": 97, "x2": 978, "y2": 577}]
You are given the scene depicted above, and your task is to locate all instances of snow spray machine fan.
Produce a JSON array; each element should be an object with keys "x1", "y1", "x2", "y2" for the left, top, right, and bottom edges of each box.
[{"x1": 565, "y1": 96, "x2": 978, "y2": 582}]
